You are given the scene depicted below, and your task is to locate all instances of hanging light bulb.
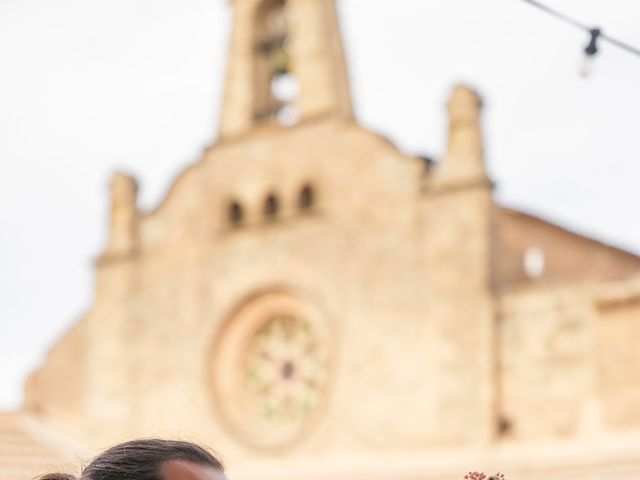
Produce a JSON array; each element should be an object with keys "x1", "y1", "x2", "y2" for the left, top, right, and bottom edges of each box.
[{"x1": 579, "y1": 27, "x2": 601, "y2": 77}]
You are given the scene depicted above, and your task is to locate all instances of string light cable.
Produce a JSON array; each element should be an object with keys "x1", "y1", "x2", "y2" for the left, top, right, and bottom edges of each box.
[{"x1": 519, "y1": 0, "x2": 640, "y2": 75}]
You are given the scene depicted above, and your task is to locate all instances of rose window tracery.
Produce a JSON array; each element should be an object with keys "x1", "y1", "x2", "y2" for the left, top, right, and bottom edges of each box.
[{"x1": 243, "y1": 315, "x2": 326, "y2": 424}]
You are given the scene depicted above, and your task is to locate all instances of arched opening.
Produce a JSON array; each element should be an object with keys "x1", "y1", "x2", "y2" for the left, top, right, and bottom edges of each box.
[
  {"x1": 228, "y1": 201, "x2": 244, "y2": 227},
  {"x1": 263, "y1": 193, "x2": 280, "y2": 220},
  {"x1": 298, "y1": 184, "x2": 315, "y2": 212},
  {"x1": 523, "y1": 246, "x2": 545, "y2": 279},
  {"x1": 253, "y1": 0, "x2": 299, "y2": 126}
]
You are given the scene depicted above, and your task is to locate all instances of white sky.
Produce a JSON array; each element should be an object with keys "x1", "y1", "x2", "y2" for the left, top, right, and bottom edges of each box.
[{"x1": 1, "y1": 0, "x2": 639, "y2": 410}]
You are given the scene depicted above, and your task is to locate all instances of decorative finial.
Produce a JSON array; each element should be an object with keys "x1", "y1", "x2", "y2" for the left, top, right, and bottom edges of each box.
[
  {"x1": 106, "y1": 172, "x2": 139, "y2": 257},
  {"x1": 434, "y1": 85, "x2": 487, "y2": 184},
  {"x1": 448, "y1": 85, "x2": 482, "y2": 130}
]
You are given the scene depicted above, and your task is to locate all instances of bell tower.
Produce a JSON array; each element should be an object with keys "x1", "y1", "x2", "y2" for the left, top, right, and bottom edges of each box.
[{"x1": 219, "y1": 0, "x2": 353, "y2": 138}]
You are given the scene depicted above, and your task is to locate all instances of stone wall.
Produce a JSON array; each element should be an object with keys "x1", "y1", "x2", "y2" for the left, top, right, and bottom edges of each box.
[
  {"x1": 499, "y1": 277, "x2": 640, "y2": 441},
  {"x1": 595, "y1": 280, "x2": 640, "y2": 430}
]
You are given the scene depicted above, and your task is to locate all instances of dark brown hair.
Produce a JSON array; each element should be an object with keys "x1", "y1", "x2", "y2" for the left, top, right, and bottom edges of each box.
[
  {"x1": 38, "y1": 475, "x2": 77, "y2": 480},
  {"x1": 39, "y1": 439, "x2": 224, "y2": 480}
]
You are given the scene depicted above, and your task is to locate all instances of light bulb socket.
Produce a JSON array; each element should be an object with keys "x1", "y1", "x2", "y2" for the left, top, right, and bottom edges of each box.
[{"x1": 584, "y1": 28, "x2": 601, "y2": 57}]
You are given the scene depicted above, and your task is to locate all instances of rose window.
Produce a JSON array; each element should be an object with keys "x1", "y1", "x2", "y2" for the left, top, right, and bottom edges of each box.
[
  {"x1": 213, "y1": 293, "x2": 331, "y2": 449},
  {"x1": 243, "y1": 315, "x2": 327, "y2": 424}
]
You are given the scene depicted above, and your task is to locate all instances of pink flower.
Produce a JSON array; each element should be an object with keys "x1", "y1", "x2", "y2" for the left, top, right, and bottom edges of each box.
[
  {"x1": 464, "y1": 472, "x2": 505, "y2": 480},
  {"x1": 464, "y1": 473, "x2": 486, "y2": 480}
]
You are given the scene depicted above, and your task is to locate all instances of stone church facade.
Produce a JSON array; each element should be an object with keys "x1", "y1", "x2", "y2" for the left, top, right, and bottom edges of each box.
[{"x1": 3, "y1": 0, "x2": 640, "y2": 479}]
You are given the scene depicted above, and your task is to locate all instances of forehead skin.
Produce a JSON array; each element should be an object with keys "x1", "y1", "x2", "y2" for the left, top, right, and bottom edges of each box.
[{"x1": 160, "y1": 460, "x2": 228, "y2": 480}]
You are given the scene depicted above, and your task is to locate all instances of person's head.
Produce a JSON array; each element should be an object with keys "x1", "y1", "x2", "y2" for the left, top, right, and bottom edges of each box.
[{"x1": 40, "y1": 439, "x2": 226, "y2": 480}]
